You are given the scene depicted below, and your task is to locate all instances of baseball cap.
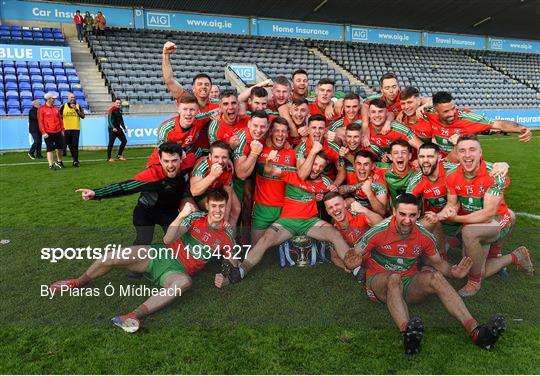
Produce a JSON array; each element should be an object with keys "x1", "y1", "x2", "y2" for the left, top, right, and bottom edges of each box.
[{"x1": 44, "y1": 92, "x2": 58, "y2": 100}]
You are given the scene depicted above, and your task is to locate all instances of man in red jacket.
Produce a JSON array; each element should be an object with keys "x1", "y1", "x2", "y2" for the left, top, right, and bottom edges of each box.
[{"x1": 38, "y1": 92, "x2": 65, "y2": 171}]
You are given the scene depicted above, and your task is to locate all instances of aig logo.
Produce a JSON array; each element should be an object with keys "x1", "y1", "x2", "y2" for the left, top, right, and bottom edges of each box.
[
  {"x1": 490, "y1": 39, "x2": 503, "y2": 50},
  {"x1": 352, "y1": 28, "x2": 368, "y2": 41},
  {"x1": 146, "y1": 12, "x2": 171, "y2": 28},
  {"x1": 40, "y1": 48, "x2": 64, "y2": 61}
]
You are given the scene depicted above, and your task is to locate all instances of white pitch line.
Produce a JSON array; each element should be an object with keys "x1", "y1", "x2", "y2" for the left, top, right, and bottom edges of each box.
[
  {"x1": 0, "y1": 156, "x2": 148, "y2": 167},
  {"x1": 516, "y1": 212, "x2": 540, "y2": 220}
]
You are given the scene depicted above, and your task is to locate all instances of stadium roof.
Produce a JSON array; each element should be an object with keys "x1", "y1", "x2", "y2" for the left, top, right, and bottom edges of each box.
[{"x1": 73, "y1": 0, "x2": 540, "y2": 40}]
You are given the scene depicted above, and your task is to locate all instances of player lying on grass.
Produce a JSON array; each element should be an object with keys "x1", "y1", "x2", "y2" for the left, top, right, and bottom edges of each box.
[
  {"x1": 441, "y1": 134, "x2": 534, "y2": 297},
  {"x1": 214, "y1": 150, "x2": 362, "y2": 287},
  {"x1": 49, "y1": 189, "x2": 237, "y2": 333},
  {"x1": 357, "y1": 193, "x2": 506, "y2": 356}
]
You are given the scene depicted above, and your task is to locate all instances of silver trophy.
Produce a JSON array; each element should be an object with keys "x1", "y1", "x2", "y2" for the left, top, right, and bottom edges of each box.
[{"x1": 290, "y1": 235, "x2": 313, "y2": 267}]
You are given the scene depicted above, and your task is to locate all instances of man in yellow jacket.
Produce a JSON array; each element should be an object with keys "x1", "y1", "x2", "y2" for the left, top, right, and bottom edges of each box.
[{"x1": 60, "y1": 93, "x2": 85, "y2": 167}]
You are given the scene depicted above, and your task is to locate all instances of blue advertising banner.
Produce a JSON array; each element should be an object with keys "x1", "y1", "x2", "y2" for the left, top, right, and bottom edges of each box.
[
  {"x1": 423, "y1": 32, "x2": 485, "y2": 50},
  {"x1": 133, "y1": 8, "x2": 144, "y2": 30},
  {"x1": 144, "y1": 10, "x2": 249, "y2": 35},
  {"x1": 346, "y1": 25, "x2": 421, "y2": 46},
  {"x1": 1, "y1": 0, "x2": 135, "y2": 27},
  {"x1": 488, "y1": 37, "x2": 540, "y2": 54},
  {"x1": 257, "y1": 18, "x2": 343, "y2": 41},
  {"x1": 477, "y1": 109, "x2": 540, "y2": 127},
  {"x1": 0, "y1": 44, "x2": 71, "y2": 62},
  {"x1": 229, "y1": 64, "x2": 256, "y2": 82},
  {"x1": 0, "y1": 115, "x2": 170, "y2": 150}
]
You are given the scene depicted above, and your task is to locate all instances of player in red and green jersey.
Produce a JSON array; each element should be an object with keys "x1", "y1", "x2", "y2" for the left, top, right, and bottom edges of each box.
[
  {"x1": 208, "y1": 90, "x2": 249, "y2": 147},
  {"x1": 233, "y1": 111, "x2": 271, "y2": 180},
  {"x1": 291, "y1": 69, "x2": 309, "y2": 100},
  {"x1": 398, "y1": 87, "x2": 433, "y2": 143},
  {"x1": 377, "y1": 140, "x2": 419, "y2": 209},
  {"x1": 190, "y1": 141, "x2": 240, "y2": 228},
  {"x1": 324, "y1": 192, "x2": 383, "y2": 275},
  {"x1": 295, "y1": 114, "x2": 346, "y2": 186},
  {"x1": 441, "y1": 134, "x2": 534, "y2": 297},
  {"x1": 366, "y1": 99, "x2": 423, "y2": 159},
  {"x1": 49, "y1": 189, "x2": 237, "y2": 333},
  {"x1": 339, "y1": 150, "x2": 388, "y2": 216},
  {"x1": 407, "y1": 142, "x2": 510, "y2": 258},
  {"x1": 306, "y1": 78, "x2": 339, "y2": 127},
  {"x1": 214, "y1": 151, "x2": 363, "y2": 287},
  {"x1": 266, "y1": 76, "x2": 291, "y2": 113},
  {"x1": 426, "y1": 91, "x2": 532, "y2": 159},
  {"x1": 147, "y1": 94, "x2": 209, "y2": 166},
  {"x1": 252, "y1": 117, "x2": 297, "y2": 243},
  {"x1": 357, "y1": 193, "x2": 507, "y2": 355},
  {"x1": 278, "y1": 97, "x2": 310, "y2": 147}
]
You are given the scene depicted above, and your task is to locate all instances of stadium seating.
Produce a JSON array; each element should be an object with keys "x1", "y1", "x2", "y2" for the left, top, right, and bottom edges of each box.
[
  {"x1": 88, "y1": 29, "x2": 355, "y2": 104},
  {"x1": 317, "y1": 41, "x2": 540, "y2": 109},
  {"x1": 0, "y1": 26, "x2": 89, "y2": 115},
  {"x1": 0, "y1": 25, "x2": 65, "y2": 43}
]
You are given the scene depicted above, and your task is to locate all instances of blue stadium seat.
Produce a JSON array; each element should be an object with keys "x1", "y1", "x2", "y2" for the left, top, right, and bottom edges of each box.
[
  {"x1": 17, "y1": 67, "x2": 29, "y2": 75},
  {"x1": 74, "y1": 91, "x2": 84, "y2": 100},
  {"x1": 21, "y1": 98, "x2": 33, "y2": 107},
  {"x1": 43, "y1": 75, "x2": 55, "y2": 84},
  {"x1": 20, "y1": 90, "x2": 32, "y2": 100},
  {"x1": 41, "y1": 68, "x2": 53, "y2": 76},
  {"x1": 56, "y1": 75, "x2": 68, "y2": 83},
  {"x1": 28, "y1": 61, "x2": 39, "y2": 69},
  {"x1": 33, "y1": 90, "x2": 45, "y2": 99},
  {"x1": 15, "y1": 61, "x2": 27, "y2": 68},
  {"x1": 57, "y1": 83, "x2": 70, "y2": 91},
  {"x1": 6, "y1": 91, "x2": 19, "y2": 100},
  {"x1": 18, "y1": 74, "x2": 30, "y2": 83},
  {"x1": 78, "y1": 99, "x2": 89, "y2": 109},
  {"x1": 32, "y1": 82, "x2": 44, "y2": 91},
  {"x1": 5, "y1": 82, "x2": 18, "y2": 91},
  {"x1": 70, "y1": 83, "x2": 82, "y2": 91},
  {"x1": 65, "y1": 68, "x2": 77, "y2": 76},
  {"x1": 0, "y1": 108, "x2": 6, "y2": 115},
  {"x1": 52, "y1": 62, "x2": 63, "y2": 69},
  {"x1": 29, "y1": 67, "x2": 41, "y2": 75},
  {"x1": 53, "y1": 68, "x2": 64, "y2": 76},
  {"x1": 3, "y1": 61, "x2": 15, "y2": 68},
  {"x1": 7, "y1": 99, "x2": 20, "y2": 108},
  {"x1": 19, "y1": 82, "x2": 31, "y2": 91},
  {"x1": 0, "y1": 30, "x2": 9, "y2": 37},
  {"x1": 40, "y1": 62, "x2": 52, "y2": 69},
  {"x1": 30, "y1": 74, "x2": 43, "y2": 83},
  {"x1": 67, "y1": 75, "x2": 80, "y2": 84},
  {"x1": 8, "y1": 108, "x2": 22, "y2": 115},
  {"x1": 45, "y1": 83, "x2": 57, "y2": 92},
  {"x1": 4, "y1": 67, "x2": 16, "y2": 75}
]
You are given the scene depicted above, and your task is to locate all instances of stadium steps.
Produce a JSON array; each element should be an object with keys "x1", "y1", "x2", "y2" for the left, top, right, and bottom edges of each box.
[
  {"x1": 67, "y1": 38, "x2": 112, "y2": 114},
  {"x1": 309, "y1": 47, "x2": 375, "y2": 96},
  {"x1": 224, "y1": 66, "x2": 247, "y2": 93},
  {"x1": 466, "y1": 52, "x2": 540, "y2": 93}
]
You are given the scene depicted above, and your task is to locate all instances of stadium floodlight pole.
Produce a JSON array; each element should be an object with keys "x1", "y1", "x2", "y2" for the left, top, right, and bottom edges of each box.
[{"x1": 473, "y1": 16, "x2": 491, "y2": 27}]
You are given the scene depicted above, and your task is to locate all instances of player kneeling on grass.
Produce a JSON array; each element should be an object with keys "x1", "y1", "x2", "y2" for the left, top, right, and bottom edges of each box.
[
  {"x1": 49, "y1": 189, "x2": 237, "y2": 333},
  {"x1": 357, "y1": 193, "x2": 506, "y2": 356},
  {"x1": 214, "y1": 150, "x2": 362, "y2": 287}
]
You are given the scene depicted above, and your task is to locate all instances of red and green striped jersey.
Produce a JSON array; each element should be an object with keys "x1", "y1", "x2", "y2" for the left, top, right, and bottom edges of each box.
[
  {"x1": 191, "y1": 156, "x2": 233, "y2": 189},
  {"x1": 445, "y1": 160, "x2": 510, "y2": 216},
  {"x1": 359, "y1": 216, "x2": 438, "y2": 278},
  {"x1": 255, "y1": 145, "x2": 297, "y2": 206},
  {"x1": 401, "y1": 115, "x2": 432, "y2": 143},
  {"x1": 369, "y1": 121, "x2": 416, "y2": 154},
  {"x1": 333, "y1": 210, "x2": 370, "y2": 247},
  {"x1": 295, "y1": 137, "x2": 344, "y2": 179},
  {"x1": 376, "y1": 164, "x2": 418, "y2": 208},
  {"x1": 279, "y1": 170, "x2": 333, "y2": 219},
  {"x1": 406, "y1": 161, "x2": 458, "y2": 213},
  {"x1": 208, "y1": 116, "x2": 249, "y2": 144},
  {"x1": 345, "y1": 164, "x2": 388, "y2": 210},
  {"x1": 169, "y1": 212, "x2": 235, "y2": 276},
  {"x1": 147, "y1": 115, "x2": 206, "y2": 166},
  {"x1": 93, "y1": 158, "x2": 195, "y2": 208},
  {"x1": 426, "y1": 109, "x2": 493, "y2": 153},
  {"x1": 329, "y1": 116, "x2": 361, "y2": 132},
  {"x1": 363, "y1": 92, "x2": 401, "y2": 115},
  {"x1": 308, "y1": 98, "x2": 340, "y2": 127}
]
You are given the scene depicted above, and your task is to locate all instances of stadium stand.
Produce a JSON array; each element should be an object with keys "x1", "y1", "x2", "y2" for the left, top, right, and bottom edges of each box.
[
  {"x1": 88, "y1": 29, "x2": 356, "y2": 104},
  {"x1": 317, "y1": 41, "x2": 540, "y2": 109},
  {"x1": 0, "y1": 25, "x2": 89, "y2": 115},
  {"x1": 467, "y1": 51, "x2": 540, "y2": 91},
  {"x1": 0, "y1": 24, "x2": 65, "y2": 43}
]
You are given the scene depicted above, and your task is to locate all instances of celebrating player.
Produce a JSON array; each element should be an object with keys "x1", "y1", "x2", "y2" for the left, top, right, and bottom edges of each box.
[
  {"x1": 358, "y1": 193, "x2": 506, "y2": 356},
  {"x1": 49, "y1": 189, "x2": 236, "y2": 333},
  {"x1": 442, "y1": 134, "x2": 534, "y2": 297}
]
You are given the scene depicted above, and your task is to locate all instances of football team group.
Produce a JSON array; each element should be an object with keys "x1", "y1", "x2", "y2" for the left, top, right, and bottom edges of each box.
[{"x1": 49, "y1": 41, "x2": 535, "y2": 356}]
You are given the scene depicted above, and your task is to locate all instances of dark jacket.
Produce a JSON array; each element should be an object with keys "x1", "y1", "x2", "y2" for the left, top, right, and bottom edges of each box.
[{"x1": 28, "y1": 106, "x2": 39, "y2": 133}]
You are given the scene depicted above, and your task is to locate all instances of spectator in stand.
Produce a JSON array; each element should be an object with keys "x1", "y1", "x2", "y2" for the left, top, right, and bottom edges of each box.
[
  {"x1": 107, "y1": 99, "x2": 127, "y2": 162},
  {"x1": 94, "y1": 11, "x2": 106, "y2": 36},
  {"x1": 74, "y1": 10, "x2": 84, "y2": 42},
  {"x1": 38, "y1": 93, "x2": 65, "y2": 171},
  {"x1": 28, "y1": 99, "x2": 43, "y2": 160},
  {"x1": 60, "y1": 93, "x2": 86, "y2": 167},
  {"x1": 83, "y1": 11, "x2": 94, "y2": 36}
]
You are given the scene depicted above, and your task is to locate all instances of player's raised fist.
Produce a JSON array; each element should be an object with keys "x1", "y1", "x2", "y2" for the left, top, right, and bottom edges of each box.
[
  {"x1": 360, "y1": 178, "x2": 373, "y2": 194},
  {"x1": 267, "y1": 149, "x2": 278, "y2": 162},
  {"x1": 350, "y1": 200, "x2": 366, "y2": 214},
  {"x1": 250, "y1": 140, "x2": 263, "y2": 154},
  {"x1": 209, "y1": 163, "x2": 224, "y2": 178},
  {"x1": 311, "y1": 141, "x2": 323, "y2": 154},
  {"x1": 297, "y1": 125, "x2": 308, "y2": 137},
  {"x1": 519, "y1": 126, "x2": 532, "y2": 142},
  {"x1": 327, "y1": 130, "x2": 336, "y2": 142},
  {"x1": 163, "y1": 41, "x2": 177, "y2": 54},
  {"x1": 339, "y1": 146, "x2": 349, "y2": 158},
  {"x1": 179, "y1": 202, "x2": 196, "y2": 216},
  {"x1": 76, "y1": 188, "x2": 95, "y2": 201}
]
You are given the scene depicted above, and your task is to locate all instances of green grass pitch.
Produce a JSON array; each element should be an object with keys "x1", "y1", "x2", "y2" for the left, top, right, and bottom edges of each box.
[{"x1": 0, "y1": 133, "x2": 539, "y2": 374}]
